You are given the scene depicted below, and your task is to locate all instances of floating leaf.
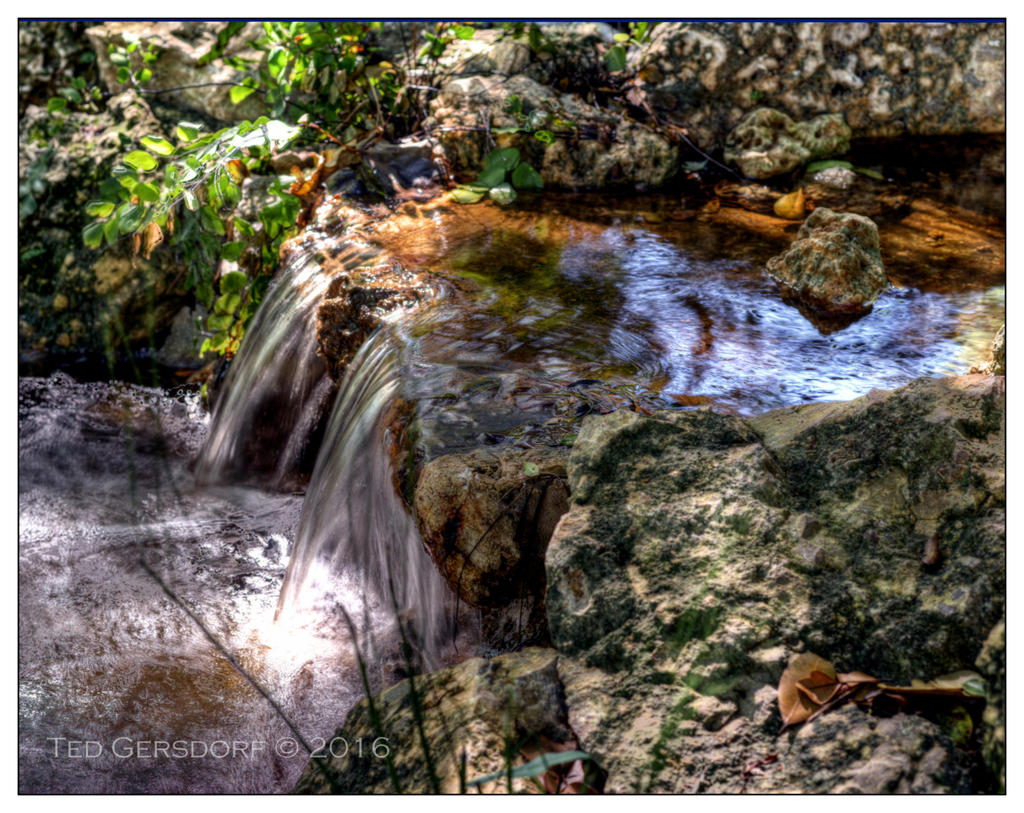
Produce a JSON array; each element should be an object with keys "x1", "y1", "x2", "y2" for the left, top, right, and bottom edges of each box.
[
  {"x1": 773, "y1": 187, "x2": 805, "y2": 220},
  {"x1": 450, "y1": 186, "x2": 486, "y2": 204},
  {"x1": 123, "y1": 150, "x2": 158, "y2": 172}
]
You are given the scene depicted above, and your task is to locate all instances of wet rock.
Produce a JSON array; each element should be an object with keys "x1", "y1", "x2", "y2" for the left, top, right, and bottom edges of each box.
[
  {"x1": 85, "y1": 22, "x2": 266, "y2": 124},
  {"x1": 315, "y1": 262, "x2": 431, "y2": 382},
  {"x1": 724, "y1": 108, "x2": 851, "y2": 180},
  {"x1": 542, "y1": 374, "x2": 1003, "y2": 792},
  {"x1": 19, "y1": 93, "x2": 188, "y2": 358},
  {"x1": 414, "y1": 446, "x2": 569, "y2": 613},
  {"x1": 765, "y1": 207, "x2": 888, "y2": 317},
  {"x1": 293, "y1": 648, "x2": 589, "y2": 794},
  {"x1": 634, "y1": 23, "x2": 1004, "y2": 153}
]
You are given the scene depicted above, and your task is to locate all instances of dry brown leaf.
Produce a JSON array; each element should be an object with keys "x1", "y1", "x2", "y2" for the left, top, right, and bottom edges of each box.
[
  {"x1": 141, "y1": 222, "x2": 163, "y2": 259},
  {"x1": 795, "y1": 669, "x2": 840, "y2": 705},
  {"x1": 773, "y1": 187, "x2": 806, "y2": 220},
  {"x1": 779, "y1": 653, "x2": 837, "y2": 726}
]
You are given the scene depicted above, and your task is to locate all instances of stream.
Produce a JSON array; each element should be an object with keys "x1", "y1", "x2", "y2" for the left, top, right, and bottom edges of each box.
[{"x1": 19, "y1": 160, "x2": 1005, "y2": 791}]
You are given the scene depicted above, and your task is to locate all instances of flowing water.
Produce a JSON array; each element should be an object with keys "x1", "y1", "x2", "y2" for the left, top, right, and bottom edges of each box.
[
  {"x1": 19, "y1": 157, "x2": 1005, "y2": 793},
  {"x1": 194, "y1": 249, "x2": 333, "y2": 489}
]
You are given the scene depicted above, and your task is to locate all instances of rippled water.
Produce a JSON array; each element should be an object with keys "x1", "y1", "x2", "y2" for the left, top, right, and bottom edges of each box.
[
  {"x1": 380, "y1": 206, "x2": 1003, "y2": 455},
  {"x1": 18, "y1": 375, "x2": 414, "y2": 793}
]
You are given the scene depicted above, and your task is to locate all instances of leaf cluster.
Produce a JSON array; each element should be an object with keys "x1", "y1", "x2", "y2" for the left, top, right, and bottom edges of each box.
[
  {"x1": 79, "y1": 114, "x2": 302, "y2": 355},
  {"x1": 450, "y1": 147, "x2": 543, "y2": 205},
  {"x1": 778, "y1": 651, "x2": 986, "y2": 730}
]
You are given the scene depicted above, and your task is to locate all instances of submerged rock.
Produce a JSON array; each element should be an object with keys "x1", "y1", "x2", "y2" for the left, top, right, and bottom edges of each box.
[
  {"x1": 724, "y1": 108, "x2": 851, "y2": 179},
  {"x1": 543, "y1": 374, "x2": 1003, "y2": 792},
  {"x1": 765, "y1": 207, "x2": 888, "y2": 318}
]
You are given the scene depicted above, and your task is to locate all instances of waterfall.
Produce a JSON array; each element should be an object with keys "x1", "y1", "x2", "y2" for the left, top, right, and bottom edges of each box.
[
  {"x1": 196, "y1": 244, "x2": 454, "y2": 671},
  {"x1": 274, "y1": 327, "x2": 454, "y2": 668},
  {"x1": 195, "y1": 249, "x2": 333, "y2": 488}
]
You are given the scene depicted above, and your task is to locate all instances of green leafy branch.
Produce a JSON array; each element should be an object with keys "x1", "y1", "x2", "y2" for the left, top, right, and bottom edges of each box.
[{"x1": 81, "y1": 116, "x2": 302, "y2": 356}]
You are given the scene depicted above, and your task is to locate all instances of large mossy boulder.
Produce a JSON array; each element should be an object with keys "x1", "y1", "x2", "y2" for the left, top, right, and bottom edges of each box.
[
  {"x1": 544, "y1": 374, "x2": 1003, "y2": 792},
  {"x1": 18, "y1": 93, "x2": 188, "y2": 359}
]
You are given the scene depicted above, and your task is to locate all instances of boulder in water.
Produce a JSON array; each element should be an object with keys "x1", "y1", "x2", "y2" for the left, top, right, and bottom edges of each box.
[{"x1": 765, "y1": 207, "x2": 888, "y2": 317}]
